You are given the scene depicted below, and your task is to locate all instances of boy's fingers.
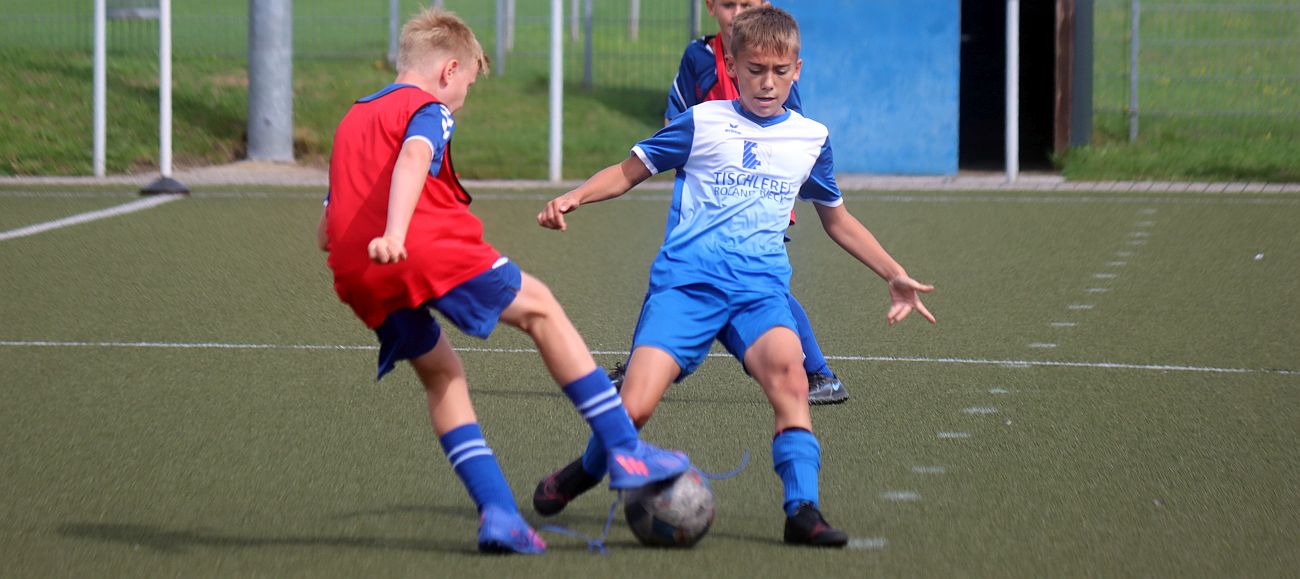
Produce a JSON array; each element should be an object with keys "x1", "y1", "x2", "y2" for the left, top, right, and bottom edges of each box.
[
  {"x1": 916, "y1": 301, "x2": 936, "y2": 324},
  {"x1": 897, "y1": 277, "x2": 934, "y2": 293},
  {"x1": 888, "y1": 303, "x2": 910, "y2": 325},
  {"x1": 538, "y1": 199, "x2": 571, "y2": 230}
]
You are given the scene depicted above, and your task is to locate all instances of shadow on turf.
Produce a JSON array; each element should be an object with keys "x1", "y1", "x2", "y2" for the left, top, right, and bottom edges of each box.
[
  {"x1": 57, "y1": 522, "x2": 470, "y2": 555},
  {"x1": 468, "y1": 387, "x2": 769, "y2": 409},
  {"x1": 332, "y1": 504, "x2": 779, "y2": 551}
]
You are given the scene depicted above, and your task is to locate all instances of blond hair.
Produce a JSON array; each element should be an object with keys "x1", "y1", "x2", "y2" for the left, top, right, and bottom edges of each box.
[
  {"x1": 397, "y1": 8, "x2": 489, "y2": 75},
  {"x1": 729, "y1": 6, "x2": 800, "y2": 59}
]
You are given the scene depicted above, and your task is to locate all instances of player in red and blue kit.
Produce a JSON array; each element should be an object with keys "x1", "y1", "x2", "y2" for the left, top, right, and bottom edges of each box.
[
  {"x1": 317, "y1": 8, "x2": 688, "y2": 556},
  {"x1": 653, "y1": 0, "x2": 842, "y2": 407}
]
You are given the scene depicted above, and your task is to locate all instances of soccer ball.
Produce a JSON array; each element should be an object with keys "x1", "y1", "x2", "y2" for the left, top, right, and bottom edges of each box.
[{"x1": 623, "y1": 468, "x2": 715, "y2": 548}]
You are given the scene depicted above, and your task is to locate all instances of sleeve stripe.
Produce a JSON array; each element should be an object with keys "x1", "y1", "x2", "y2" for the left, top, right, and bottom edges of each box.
[
  {"x1": 799, "y1": 196, "x2": 845, "y2": 207},
  {"x1": 404, "y1": 135, "x2": 434, "y2": 154},
  {"x1": 631, "y1": 145, "x2": 660, "y2": 175},
  {"x1": 670, "y1": 75, "x2": 687, "y2": 112}
]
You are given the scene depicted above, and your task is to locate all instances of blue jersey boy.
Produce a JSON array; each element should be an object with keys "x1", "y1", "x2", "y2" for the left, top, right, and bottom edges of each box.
[
  {"x1": 660, "y1": 0, "x2": 847, "y2": 406},
  {"x1": 533, "y1": 7, "x2": 935, "y2": 547}
]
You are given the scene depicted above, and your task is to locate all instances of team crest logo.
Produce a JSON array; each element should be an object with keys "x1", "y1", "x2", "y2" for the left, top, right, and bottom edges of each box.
[{"x1": 742, "y1": 140, "x2": 765, "y2": 169}]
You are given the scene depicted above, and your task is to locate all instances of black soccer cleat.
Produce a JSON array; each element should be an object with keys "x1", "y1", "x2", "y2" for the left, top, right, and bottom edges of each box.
[
  {"x1": 532, "y1": 457, "x2": 602, "y2": 517},
  {"x1": 783, "y1": 503, "x2": 849, "y2": 547},
  {"x1": 807, "y1": 372, "x2": 849, "y2": 405},
  {"x1": 607, "y1": 362, "x2": 628, "y2": 392}
]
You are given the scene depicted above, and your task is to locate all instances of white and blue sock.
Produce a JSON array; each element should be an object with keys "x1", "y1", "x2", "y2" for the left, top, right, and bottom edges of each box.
[
  {"x1": 563, "y1": 367, "x2": 638, "y2": 455},
  {"x1": 772, "y1": 428, "x2": 821, "y2": 516},
  {"x1": 439, "y1": 423, "x2": 517, "y2": 514},
  {"x1": 789, "y1": 295, "x2": 832, "y2": 376}
]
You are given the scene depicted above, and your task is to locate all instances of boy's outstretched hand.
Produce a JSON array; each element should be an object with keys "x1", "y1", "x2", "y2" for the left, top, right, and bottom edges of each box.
[
  {"x1": 368, "y1": 235, "x2": 408, "y2": 264},
  {"x1": 537, "y1": 193, "x2": 580, "y2": 231},
  {"x1": 887, "y1": 275, "x2": 936, "y2": 326}
]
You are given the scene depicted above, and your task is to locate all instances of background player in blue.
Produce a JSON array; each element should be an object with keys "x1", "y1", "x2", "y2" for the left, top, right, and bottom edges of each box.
[
  {"x1": 655, "y1": 0, "x2": 848, "y2": 406},
  {"x1": 534, "y1": 7, "x2": 936, "y2": 547}
]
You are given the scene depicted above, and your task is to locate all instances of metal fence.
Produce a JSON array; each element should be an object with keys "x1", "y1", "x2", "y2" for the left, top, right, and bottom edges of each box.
[
  {"x1": 1094, "y1": 0, "x2": 1300, "y2": 142},
  {"x1": 0, "y1": 0, "x2": 708, "y2": 91}
]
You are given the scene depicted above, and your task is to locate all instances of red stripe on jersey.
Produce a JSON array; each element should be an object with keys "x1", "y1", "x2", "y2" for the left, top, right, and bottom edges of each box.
[{"x1": 705, "y1": 35, "x2": 740, "y2": 102}]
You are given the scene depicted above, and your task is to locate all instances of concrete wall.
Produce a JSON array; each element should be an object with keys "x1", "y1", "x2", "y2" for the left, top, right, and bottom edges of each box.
[{"x1": 778, "y1": 0, "x2": 961, "y2": 175}]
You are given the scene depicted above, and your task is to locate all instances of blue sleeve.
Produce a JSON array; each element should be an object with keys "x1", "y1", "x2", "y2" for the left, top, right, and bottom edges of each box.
[
  {"x1": 798, "y1": 136, "x2": 843, "y2": 206},
  {"x1": 666, "y1": 40, "x2": 718, "y2": 121},
  {"x1": 665, "y1": 50, "x2": 699, "y2": 120},
  {"x1": 632, "y1": 108, "x2": 695, "y2": 174},
  {"x1": 404, "y1": 103, "x2": 454, "y2": 177},
  {"x1": 786, "y1": 81, "x2": 803, "y2": 115}
]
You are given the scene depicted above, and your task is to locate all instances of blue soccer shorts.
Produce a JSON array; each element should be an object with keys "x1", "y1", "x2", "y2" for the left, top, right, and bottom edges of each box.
[
  {"x1": 630, "y1": 283, "x2": 798, "y2": 381},
  {"x1": 373, "y1": 258, "x2": 522, "y2": 379}
]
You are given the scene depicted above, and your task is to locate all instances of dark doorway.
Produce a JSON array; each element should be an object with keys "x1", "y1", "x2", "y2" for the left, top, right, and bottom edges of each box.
[{"x1": 959, "y1": 1, "x2": 1056, "y2": 171}]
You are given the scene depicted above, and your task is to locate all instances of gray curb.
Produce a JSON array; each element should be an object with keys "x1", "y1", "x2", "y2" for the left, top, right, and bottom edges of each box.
[{"x1": 2, "y1": 161, "x2": 1298, "y2": 193}]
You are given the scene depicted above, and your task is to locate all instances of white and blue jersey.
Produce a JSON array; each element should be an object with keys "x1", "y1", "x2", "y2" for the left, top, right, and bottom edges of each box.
[{"x1": 632, "y1": 99, "x2": 843, "y2": 295}]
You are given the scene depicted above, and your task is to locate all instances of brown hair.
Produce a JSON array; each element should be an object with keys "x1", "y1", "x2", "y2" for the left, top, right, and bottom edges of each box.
[
  {"x1": 729, "y1": 6, "x2": 800, "y2": 59},
  {"x1": 397, "y1": 8, "x2": 489, "y2": 75}
]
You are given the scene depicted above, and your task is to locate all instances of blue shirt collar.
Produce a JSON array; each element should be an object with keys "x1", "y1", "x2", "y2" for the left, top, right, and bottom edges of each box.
[
  {"x1": 731, "y1": 99, "x2": 791, "y2": 127},
  {"x1": 357, "y1": 83, "x2": 420, "y2": 103}
]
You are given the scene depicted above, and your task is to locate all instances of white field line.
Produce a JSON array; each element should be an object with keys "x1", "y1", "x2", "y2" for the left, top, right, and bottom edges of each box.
[
  {"x1": 4, "y1": 189, "x2": 1300, "y2": 206},
  {"x1": 0, "y1": 340, "x2": 1294, "y2": 376},
  {"x1": 0, "y1": 195, "x2": 183, "y2": 241}
]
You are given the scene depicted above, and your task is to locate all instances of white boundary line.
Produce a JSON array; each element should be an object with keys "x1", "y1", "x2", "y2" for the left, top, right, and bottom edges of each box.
[
  {"x1": 3, "y1": 189, "x2": 1300, "y2": 205},
  {"x1": 0, "y1": 194, "x2": 183, "y2": 241},
  {"x1": 0, "y1": 340, "x2": 1293, "y2": 376}
]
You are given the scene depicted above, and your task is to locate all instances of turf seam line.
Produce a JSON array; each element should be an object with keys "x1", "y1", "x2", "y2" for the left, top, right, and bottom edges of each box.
[
  {"x1": 0, "y1": 194, "x2": 183, "y2": 241},
  {"x1": 2, "y1": 340, "x2": 1294, "y2": 375}
]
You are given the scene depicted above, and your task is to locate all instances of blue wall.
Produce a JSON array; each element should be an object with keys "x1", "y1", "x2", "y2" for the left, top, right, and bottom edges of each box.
[{"x1": 778, "y1": 1, "x2": 961, "y2": 175}]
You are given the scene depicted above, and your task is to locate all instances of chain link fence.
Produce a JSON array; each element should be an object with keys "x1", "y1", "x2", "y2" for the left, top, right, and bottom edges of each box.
[
  {"x1": 1093, "y1": 0, "x2": 1300, "y2": 142},
  {"x1": 0, "y1": 0, "x2": 708, "y2": 90}
]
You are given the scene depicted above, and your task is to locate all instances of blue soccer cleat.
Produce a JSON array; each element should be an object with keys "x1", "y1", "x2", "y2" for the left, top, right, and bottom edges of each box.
[
  {"x1": 606, "y1": 441, "x2": 690, "y2": 490},
  {"x1": 477, "y1": 505, "x2": 546, "y2": 554}
]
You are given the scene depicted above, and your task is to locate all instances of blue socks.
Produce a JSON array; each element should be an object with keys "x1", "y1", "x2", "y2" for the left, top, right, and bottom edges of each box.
[
  {"x1": 788, "y1": 294, "x2": 831, "y2": 376},
  {"x1": 772, "y1": 428, "x2": 821, "y2": 517},
  {"x1": 580, "y1": 433, "x2": 607, "y2": 478},
  {"x1": 439, "y1": 423, "x2": 517, "y2": 514},
  {"x1": 564, "y1": 367, "x2": 638, "y2": 454}
]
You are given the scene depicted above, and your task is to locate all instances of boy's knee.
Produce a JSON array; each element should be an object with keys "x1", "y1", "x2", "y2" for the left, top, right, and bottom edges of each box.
[
  {"x1": 505, "y1": 277, "x2": 564, "y2": 333},
  {"x1": 626, "y1": 405, "x2": 654, "y2": 428},
  {"x1": 410, "y1": 346, "x2": 464, "y2": 386}
]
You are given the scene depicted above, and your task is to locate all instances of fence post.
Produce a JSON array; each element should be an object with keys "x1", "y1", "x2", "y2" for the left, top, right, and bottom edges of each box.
[
  {"x1": 571, "y1": 0, "x2": 579, "y2": 41},
  {"x1": 550, "y1": 0, "x2": 564, "y2": 182},
  {"x1": 583, "y1": 0, "x2": 594, "y2": 89},
  {"x1": 387, "y1": 0, "x2": 398, "y2": 66},
  {"x1": 1070, "y1": 0, "x2": 1095, "y2": 148},
  {"x1": 93, "y1": 0, "x2": 106, "y2": 177},
  {"x1": 141, "y1": 0, "x2": 188, "y2": 194},
  {"x1": 1128, "y1": 0, "x2": 1140, "y2": 142},
  {"x1": 507, "y1": 0, "x2": 516, "y2": 51},
  {"x1": 629, "y1": 0, "x2": 639, "y2": 42},
  {"x1": 1006, "y1": 0, "x2": 1020, "y2": 182},
  {"x1": 248, "y1": 0, "x2": 294, "y2": 163},
  {"x1": 689, "y1": 0, "x2": 700, "y2": 40},
  {"x1": 496, "y1": 0, "x2": 507, "y2": 76}
]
